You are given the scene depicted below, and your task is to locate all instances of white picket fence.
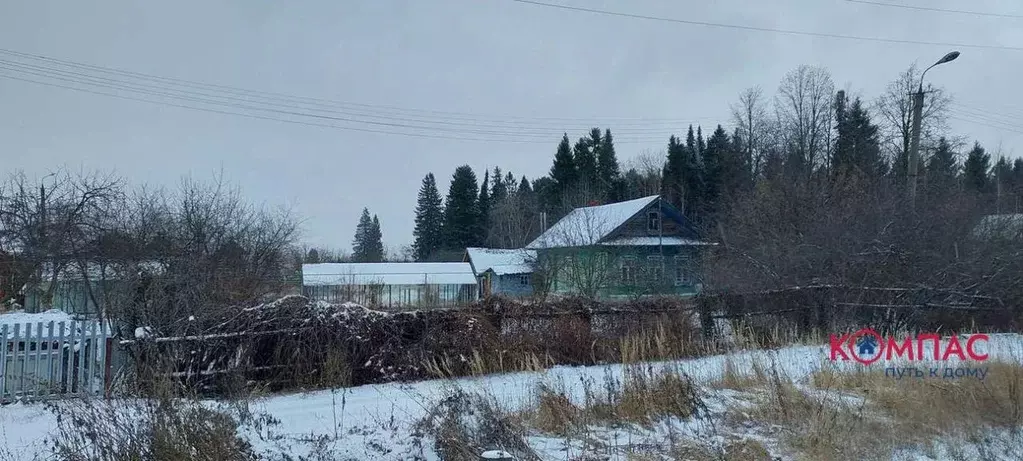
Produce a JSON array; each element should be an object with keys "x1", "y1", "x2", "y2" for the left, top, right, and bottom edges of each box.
[{"x1": 0, "y1": 320, "x2": 115, "y2": 403}]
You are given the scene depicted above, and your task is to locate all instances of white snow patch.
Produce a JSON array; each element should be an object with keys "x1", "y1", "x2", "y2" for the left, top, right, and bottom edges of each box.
[
  {"x1": 4, "y1": 334, "x2": 1023, "y2": 459},
  {"x1": 302, "y1": 262, "x2": 477, "y2": 286},
  {"x1": 465, "y1": 247, "x2": 535, "y2": 275}
]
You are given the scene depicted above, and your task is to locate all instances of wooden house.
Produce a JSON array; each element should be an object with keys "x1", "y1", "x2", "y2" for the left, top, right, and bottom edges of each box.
[{"x1": 525, "y1": 195, "x2": 713, "y2": 299}]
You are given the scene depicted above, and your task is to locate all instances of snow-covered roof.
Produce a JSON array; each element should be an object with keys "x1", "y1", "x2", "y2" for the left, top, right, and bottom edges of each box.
[
  {"x1": 465, "y1": 248, "x2": 535, "y2": 275},
  {"x1": 39, "y1": 260, "x2": 166, "y2": 282},
  {"x1": 526, "y1": 195, "x2": 661, "y2": 249},
  {"x1": 972, "y1": 213, "x2": 1023, "y2": 240},
  {"x1": 599, "y1": 236, "x2": 717, "y2": 246},
  {"x1": 302, "y1": 262, "x2": 477, "y2": 286}
]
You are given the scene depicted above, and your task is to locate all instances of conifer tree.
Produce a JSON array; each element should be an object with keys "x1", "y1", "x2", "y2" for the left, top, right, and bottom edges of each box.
[
  {"x1": 491, "y1": 166, "x2": 508, "y2": 204},
  {"x1": 662, "y1": 135, "x2": 686, "y2": 210},
  {"x1": 963, "y1": 142, "x2": 991, "y2": 194},
  {"x1": 368, "y1": 215, "x2": 384, "y2": 262},
  {"x1": 573, "y1": 133, "x2": 598, "y2": 198},
  {"x1": 412, "y1": 173, "x2": 444, "y2": 261},
  {"x1": 351, "y1": 208, "x2": 373, "y2": 262},
  {"x1": 596, "y1": 128, "x2": 621, "y2": 201},
  {"x1": 550, "y1": 134, "x2": 578, "y2": 205},
  {"x1": 442, "y1": 165, "x2": 482, "y2": 249},
  {"x1": 701, "y1": 125, "x2": 731, "y2": 217},
  {"x1": 478, "y1": 170, "x2": 491, "y2": 245},
  {"x1": 926, "y1": 137, "x2": 958, "y2": 194}
]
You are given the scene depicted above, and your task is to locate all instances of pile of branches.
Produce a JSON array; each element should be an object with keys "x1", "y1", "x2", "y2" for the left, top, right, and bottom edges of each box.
[{"x1": 123, "y1": 295, "x2": 499, "y2": 394}]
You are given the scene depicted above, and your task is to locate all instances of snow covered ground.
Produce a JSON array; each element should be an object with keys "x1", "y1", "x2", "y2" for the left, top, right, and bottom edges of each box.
[{"x1": 2, "y1": 334, "x2": 1023, "y2": 460}]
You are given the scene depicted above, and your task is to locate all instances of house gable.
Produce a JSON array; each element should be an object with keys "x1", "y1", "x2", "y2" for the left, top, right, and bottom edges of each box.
[{"x1": 600, "y1": 198, "x2": 700, "y2": 243}]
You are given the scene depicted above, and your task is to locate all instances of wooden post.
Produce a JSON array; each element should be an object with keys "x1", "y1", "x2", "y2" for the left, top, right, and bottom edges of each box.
[{"x1": 104, "y1": 336, "x2": 114, "y2": 399}]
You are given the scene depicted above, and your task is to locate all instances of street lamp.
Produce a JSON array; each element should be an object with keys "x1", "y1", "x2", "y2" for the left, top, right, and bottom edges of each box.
[{"x1": 908, "y1": 50, "x2": 960, "y2": 209}]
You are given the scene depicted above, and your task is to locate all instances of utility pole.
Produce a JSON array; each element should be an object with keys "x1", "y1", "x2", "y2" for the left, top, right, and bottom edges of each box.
[
  {"x1": 907, "y1": 51, "x2": 960, "y2": 209},
  {"x1": 908, "y1": 89, "x2": 925, "y2": 209}
]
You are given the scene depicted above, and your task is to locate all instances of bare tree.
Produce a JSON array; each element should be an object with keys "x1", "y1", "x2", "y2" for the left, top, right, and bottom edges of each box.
[
  {"x1": 526, "y1": 207, "x2": 618, "y2": 299},
  {"x1": 875, "y1": 64, "x2": 953, "y2": 171},
  {"x1": 731, "y1": 86, "x2": 770, "y2": 177},
  {"x1": 0, "y1": 169, "x2": 124, "y2": 310},
  {"x1": 774, "y1": 65, "x2": 835, "y2": 178},
  {"x1": 487, "y1": 191, "x2": 539, "y2": 249},
  {"x1": 623, "y1": 150, "x2": 664, "y2": 197}
]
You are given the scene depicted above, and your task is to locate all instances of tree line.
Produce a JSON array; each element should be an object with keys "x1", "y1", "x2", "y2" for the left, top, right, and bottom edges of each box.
[{"x1": 407, "y1": 62, "x2": 1023, "y2": 300}]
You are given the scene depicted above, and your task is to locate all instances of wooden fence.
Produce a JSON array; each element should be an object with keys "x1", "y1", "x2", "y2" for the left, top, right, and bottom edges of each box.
[{"x1": 1, "y1": 320, "x2": 116, "y2": 403}]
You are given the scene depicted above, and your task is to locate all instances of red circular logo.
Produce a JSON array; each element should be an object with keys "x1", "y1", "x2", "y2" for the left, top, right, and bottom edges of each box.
[{"x1": 848, "y1": 328, "x2": 884, "y2": 365}]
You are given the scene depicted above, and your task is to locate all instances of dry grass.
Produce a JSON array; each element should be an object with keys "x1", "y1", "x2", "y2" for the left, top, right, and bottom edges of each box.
[
  {"x1": 523, "y1": 364, "x2": 704, "y2": 439},
  {"x1": 713, "y1": 357, "x2": 770, "y2": 391},
  {"x1": 725, "y1": 359, "x2": 1023, "y2": 460},
  {"x1": 812, "y1": 360, "x2": 1023, "y2": 436}
]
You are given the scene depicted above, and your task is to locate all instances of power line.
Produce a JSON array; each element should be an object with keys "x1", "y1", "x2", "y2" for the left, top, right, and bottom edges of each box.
[
  {"x1": 507, "y1": 0, "x2": 1023, "y2": 51},
  {"x1": 0, "y1": 47, "x2": 721, "y2": 126},
  {"x1": 0, "y1": 67, "x2": 737, "y2": 144},
  {"x1": 0, "y1": 57, "x2": 713, "y2": 136},
  {"x1": 844, "y1": 0, "x2": 1023, "y2": 20},
  {"x1": 0, "y1": 72, "x2": 558, "y2": 143}
]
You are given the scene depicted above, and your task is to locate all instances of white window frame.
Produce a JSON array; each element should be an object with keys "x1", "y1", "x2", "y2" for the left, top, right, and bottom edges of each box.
[
  {"x1": 674, "y1": 254, "x2": 690, "y2": 286},
  {"x1": 646, "y1": 211, "x2": 661, "y2": 232},
  {"x1": 647, "y1": 254, "x2": 664, "y2": 281},
  {"x1": 620, "y1": 255, "x2": 637, "y2": 284}
]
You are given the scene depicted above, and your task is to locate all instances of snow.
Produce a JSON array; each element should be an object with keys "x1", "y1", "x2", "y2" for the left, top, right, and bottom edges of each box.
[
  {"x1": 972, "y1": 213, "x2": 1023, "y2": 239},
  {"x1": 465, "y1": 247, "x2": 536, "y2": 275},
  {"x1": 599, "y1": 236, "x2": 716, "y2": 246},
  {"x1": 302, "y1": 262, "x2": 478, "y2": 286},
  {"x1": 0, "y1": 308, "x2": 89, "y2": 338},
  {"x1": 526, "y1": 195, "x2": 660, "y2": 249},
  {"x1": 4, "y1": 334, "x2": 1023, "y2": 460},
  {"x1": 37, "y1": 260, "x2": 166, "y2": 282}
]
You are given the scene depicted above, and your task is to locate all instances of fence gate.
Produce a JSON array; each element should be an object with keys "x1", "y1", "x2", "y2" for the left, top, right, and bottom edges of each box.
[{"x1": 0, "y1": 320, "x2": 115, "y2": 403}]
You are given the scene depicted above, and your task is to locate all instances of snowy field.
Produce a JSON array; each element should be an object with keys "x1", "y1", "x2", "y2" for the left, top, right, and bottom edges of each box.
[{"x1": 2, "y1": 334, "x2": 1023, "y2": 460}]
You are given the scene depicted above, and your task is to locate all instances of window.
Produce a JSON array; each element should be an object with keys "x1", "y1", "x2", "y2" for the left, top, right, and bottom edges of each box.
[
  {"x1": 674, "y1": 254, "x2": 690, "y2": 286},
  {"x1": 647, "y1": 255, "x2": 664, "y2": 281},
  {"x1": 518, "y1": 274, "x2": 530, "y2": 286},
  {"x1": 620, "y1": 256, "x2": 637, "y2": 284},
  {"x1": 647, "y1": 211, "x2": 661, "y2": 232}
]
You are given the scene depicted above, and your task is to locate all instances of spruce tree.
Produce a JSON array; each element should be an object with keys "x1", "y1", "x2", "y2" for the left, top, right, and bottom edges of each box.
[
  {"x1": 926, "y1": 137, "x2": 958, "y2": 194},
  {"x1": 491, "y1": 166, "x2": 508, "y2": 204},
  {"x1": 368, "y1": 215, "x2": 384, "y2": 262},
  {"x1": 833, "y1": 95, "x2": 882, "y2": 177},
  {"x1": 662, "y1": 135, "x2": 686, "y2": 210},
  {"x1": 478, "y1": 170, "x2": 491, "y2": 245},
  {"x1": 550, "y1": 134, "x2": 578, "y2": 205},
  {"x1": 701, "y1": 126, "x2": 730, "y2": 217},
  {"x1": 963, "y1": 142, "x2": 991, "y2": 194},
  {"x1": 442, "y1": 165, "x2": 482, "y2": 249},
  {"x1": 504, "y1": 171, "x2": 518, "y2": 195},
  {"x1": 412, "y1": 173, "x2": 444, "y2": 261},
  {"x1": 573, "y1": 134, "x2": 598, "y2": 199},
  {"x1": 596, "y1": 128, "x2": 621, "y2": 201},
  {"x1": 994, "y1": 156, "x2": 1013, "y2": 210},
  {"x1": 696, "y1": 126, "x2": 706, "y2": 158},
  {"x1": 351, "y1": 208, "x2": 373, "y2": 262}
]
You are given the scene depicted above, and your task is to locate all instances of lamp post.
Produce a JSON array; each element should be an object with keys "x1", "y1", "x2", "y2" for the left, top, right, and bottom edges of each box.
[{"x1": 908, "y1": 51, "x2": 959, "y2": 209}]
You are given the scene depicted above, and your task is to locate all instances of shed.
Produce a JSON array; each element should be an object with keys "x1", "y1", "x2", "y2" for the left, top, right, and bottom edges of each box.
[
  {"x1": 23, "y1": 261, "x2": 164, "y2": 316},
  {"x1": 301, "y1": 262, "x2": 478, "y2": 309},
  {"x1": 464, "y1": 248, "x2": 536, "y2": 298}
]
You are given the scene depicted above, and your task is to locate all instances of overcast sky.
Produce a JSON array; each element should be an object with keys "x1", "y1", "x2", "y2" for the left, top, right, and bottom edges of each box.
[{"x1": 2, "y1": 0, "x2": 1021, "y2": 254}]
